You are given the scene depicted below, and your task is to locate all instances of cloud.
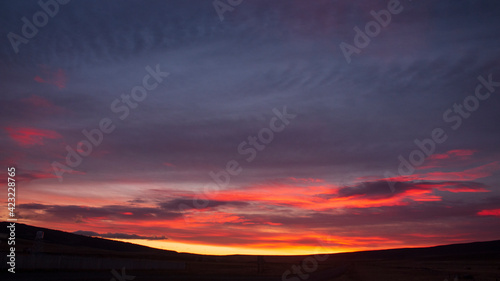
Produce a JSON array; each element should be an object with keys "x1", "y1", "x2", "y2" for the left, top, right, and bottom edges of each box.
[
  {"x1": 159, "y1": 198, "x2": 249, "y2": 211},
  {"x1": 33, "y1": 65, "x2": 67, "y2": 89},
  {"x1": 5, "y1": 127, "x2": 62, "y2": 147},
  {"x1": 477, "y1": 209, "x2": 500, "y2": 217},
  {"x1": 73, "y1": 230, "x2": 166, "y2": 240},
  {"x1": 16, "y1": 170, "x2": 59, "y2": 182},
  {"x1": 18, "y1": 203, "x2": 182, "y2": 223},
  {"x1": 417, "y1": 162, "x2": 500, "y2": 181},
  {"x1": 21, "y1": 95, "x2": 57, "y2": 108},
  {"x1": 334, "y1": 180, "x2": 489, "y2": 200},
  {"x1": 428, "y1": 149, "x2": 477, "y2": 160},
  {"x1": 418, "y1": 149, "x2": 478, "y2": 169}
]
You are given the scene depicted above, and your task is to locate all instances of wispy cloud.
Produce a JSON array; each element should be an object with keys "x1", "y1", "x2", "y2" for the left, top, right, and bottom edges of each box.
[{"x1": 73, "y1": 230, "x2": 167, "y2": 240}]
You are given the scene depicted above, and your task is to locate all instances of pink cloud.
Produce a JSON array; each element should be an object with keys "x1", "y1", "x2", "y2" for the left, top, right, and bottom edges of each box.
[{"x1": 5, "y1": 127, "x2": 62, "y2": 147}]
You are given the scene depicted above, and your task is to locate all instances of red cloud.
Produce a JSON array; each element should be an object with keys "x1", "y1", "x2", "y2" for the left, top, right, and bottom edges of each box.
[
  {"x1": 477, "y1": 209, "x2": 500, "y2": 217},
  {"x1": 428, "y1": 149, "x2": 477, "y2": 160},
  {"x1": 5, "y1": 127, "x2": 62, "y2": 147},
  {"x1": 33, "y1": 66, "x2": 67, "y2": 89},
  {"x1": 419, "y1": 161, "x2": 500, "y2": 181},
  {"x1": 12, "y1": 169, "x2": 69, "y2": 182},
  {"x1": 388, "y1": 162, "x2": 500, "y2": 182},
  {"x1": 418, "y1": 149, "x2": 478, "y2": 170}
]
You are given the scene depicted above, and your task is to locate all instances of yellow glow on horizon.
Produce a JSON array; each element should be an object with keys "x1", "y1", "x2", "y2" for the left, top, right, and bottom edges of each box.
[{"x1": 110, "y1": 239, "x2": 359, "y2": 256}]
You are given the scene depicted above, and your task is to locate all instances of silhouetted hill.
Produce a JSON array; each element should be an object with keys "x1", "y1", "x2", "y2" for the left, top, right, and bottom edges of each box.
[
  {"x1": 1, "y1": 221, "x2": 499, "y2": 260},
  {"x1": 331, "y1": 239, "x2": 500, "y2": 260},
  {"x1": 0, "y1": 222, "x2": 177, "y2": 256}
]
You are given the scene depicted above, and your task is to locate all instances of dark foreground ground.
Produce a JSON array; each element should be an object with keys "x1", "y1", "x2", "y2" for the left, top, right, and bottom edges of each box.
[
  {"x1": 2, "y1": 256, "x2": 500, "y2": 281},
  {"x1": 1, "y1": 223, "x2": 499, "y2": 280}
]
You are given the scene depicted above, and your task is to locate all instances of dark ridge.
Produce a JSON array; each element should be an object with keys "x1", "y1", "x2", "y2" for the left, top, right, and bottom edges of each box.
[
  {"x1": 2, "y1": 221, "x2": 499, "y2": 260},
  {"x1": 0, "y1": 222, "x2": 176, "y2": 255}
]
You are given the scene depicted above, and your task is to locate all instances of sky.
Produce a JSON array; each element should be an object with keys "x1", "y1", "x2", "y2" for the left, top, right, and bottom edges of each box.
[{"x1": 1, "y1": 0, "x2": 500, "y2": 256}]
